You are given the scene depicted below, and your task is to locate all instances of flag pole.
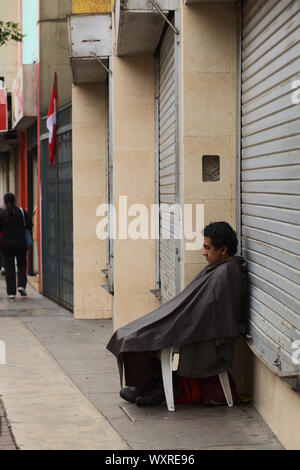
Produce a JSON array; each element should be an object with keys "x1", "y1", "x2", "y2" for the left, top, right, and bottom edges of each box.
[{"x1": 47, "y1": 72, "x2": 58, "y2": 167}]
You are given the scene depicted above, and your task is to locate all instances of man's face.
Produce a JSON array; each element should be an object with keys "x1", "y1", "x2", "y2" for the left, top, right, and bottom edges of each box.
[{"x1": 202, "y1": 236, "x2": 228, "y2": 266}]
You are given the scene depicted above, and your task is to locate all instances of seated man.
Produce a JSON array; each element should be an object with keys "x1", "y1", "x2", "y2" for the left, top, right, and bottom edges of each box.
[{"x1": 106, "y1": 221, "x2": 248, "y2": 407}]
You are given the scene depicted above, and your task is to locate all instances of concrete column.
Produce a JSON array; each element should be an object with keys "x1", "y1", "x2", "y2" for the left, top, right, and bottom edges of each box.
[
  {"x1": 181, "y1": 3, "x2": 238, "y2": 286},
  {"x1": 72, "y1": 83, "x2": 112, "y2": 319},
  {"x1": 112, "y1": 56, "x2": 160, "y2": 330},
  {"x1": 250, "y1": 355, "x2": 300, "y2": 450}
]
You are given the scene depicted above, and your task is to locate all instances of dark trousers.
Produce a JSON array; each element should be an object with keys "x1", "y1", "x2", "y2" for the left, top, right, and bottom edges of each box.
[
  {"x1": 122, "y1": 352, "x2": 161, "y2": 389},
  {"x1": 3, "y1": 251, "x2": 27, "y2": 295}
]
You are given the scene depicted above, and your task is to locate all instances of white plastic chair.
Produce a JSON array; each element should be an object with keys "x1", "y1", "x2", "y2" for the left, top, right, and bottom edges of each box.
[{"x1": 160, "y1": 347, "x2": 234, "y2": 412}]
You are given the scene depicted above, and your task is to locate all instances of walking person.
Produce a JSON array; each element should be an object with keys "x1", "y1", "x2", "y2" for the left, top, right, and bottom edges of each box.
[{"x1": 0, "y1": 193, "x2": 33, "y2": 299}]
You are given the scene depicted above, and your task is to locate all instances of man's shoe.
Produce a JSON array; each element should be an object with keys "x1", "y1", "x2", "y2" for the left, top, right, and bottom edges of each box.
[
  {"x1": 120, "y1": 386, "x2": 145, "y2": 403},
  {"x1": 135, "y1": 382, "x2": 165, "y2": 407},
  {"x1": 18, "y1": 287, "x2": 27, "y2": 297},
  {"x1": 8, "y1": 295, "x2": 15, "y2": 300}
]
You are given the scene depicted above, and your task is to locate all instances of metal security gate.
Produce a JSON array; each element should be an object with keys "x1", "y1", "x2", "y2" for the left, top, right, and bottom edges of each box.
[
  {"x1": 158, "y1": 20, "x2": 181, "y2": 304},
  {"x1": 240, "y1": 0, "x2": 300, "y2": 388},
  {"x1": 41, "y1": 104, "x2": 73, "y2": 311}
]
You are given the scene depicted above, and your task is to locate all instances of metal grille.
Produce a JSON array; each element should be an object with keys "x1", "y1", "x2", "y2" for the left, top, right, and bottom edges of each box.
[
  {"x1": 158, "y1": 24, "x2": 180, "y2": 303},
  {"x1": 41, "y1": 106, "x2": 73, "y2": 311},
  {"x1": 241, "y1": 0, "x2": 300, "y2": 384},
  {"x1": 58, "y1": 130, "x2": 73, "y2": 309},
  {"x1": 41, "y1": 138, "x2": 60, "y2": 303}
]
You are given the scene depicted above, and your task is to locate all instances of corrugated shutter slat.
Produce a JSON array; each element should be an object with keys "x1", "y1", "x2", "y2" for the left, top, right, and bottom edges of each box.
[
  {"x1": 159, "y1": 25, "x2": 179, "y2": 303},
  {"x1": 241, "y1": 0, "x2": 300, "y2": 380}
]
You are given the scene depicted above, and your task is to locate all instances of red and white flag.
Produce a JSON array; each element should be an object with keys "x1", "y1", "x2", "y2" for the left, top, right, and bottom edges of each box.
[{"x1": 46, "y1": 73, "x2": 58, "y2": 167}]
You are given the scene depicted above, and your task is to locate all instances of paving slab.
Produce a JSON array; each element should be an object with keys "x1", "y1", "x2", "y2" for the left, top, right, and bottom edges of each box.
[
  {"x1": 0, "y1": 317, "x2": 128, "y2": 450},
  {"x1": 106, "y1": 403, "x2": 283, "y2": 450},
  {"x1": 0, "y1": 279, "x2": 285, "y2": 450},
  {"x1": 22, "y1": 315, "x2": 284, "y2": 450},
  {"x1": 9, "y1": 419, "x2": 127, "y2": 451},
  {"x1": 0, "y1": 399, "x2": 17, "y2": 450}
]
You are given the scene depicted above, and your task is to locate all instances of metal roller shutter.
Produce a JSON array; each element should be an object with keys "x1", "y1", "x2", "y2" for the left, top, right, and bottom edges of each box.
[
  {"x1": 104, "y1": 58, "x2": 114, "y2": 295},
  {"x1": 158, "y1": 23, "x2": 180, "y2": 303},
  {"x1": 241, "y1": 0, "x2": 300, "y2": 387}
]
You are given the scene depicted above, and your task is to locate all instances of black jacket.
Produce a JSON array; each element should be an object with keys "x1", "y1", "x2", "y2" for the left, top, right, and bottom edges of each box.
[
  {"x1": 107, "y1": 256, "x2": 248, "y2": 379},
  {"x1": 0, "y1": 207, "x2": 33, "y2": 254}
]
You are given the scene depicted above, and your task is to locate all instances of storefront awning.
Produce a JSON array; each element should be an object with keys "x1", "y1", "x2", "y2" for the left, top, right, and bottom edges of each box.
[
  {"x1": 68, "y1": 14, "x2": 112, "y2": 84},
  {"x1": 115, "y1": 0, "x2": 179, "y2": 56}
]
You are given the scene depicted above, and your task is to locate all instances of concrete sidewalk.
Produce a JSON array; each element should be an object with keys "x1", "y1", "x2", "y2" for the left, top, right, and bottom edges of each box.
[{"x1": 0, "y1": 279, "x2": 284, "y2": 450}]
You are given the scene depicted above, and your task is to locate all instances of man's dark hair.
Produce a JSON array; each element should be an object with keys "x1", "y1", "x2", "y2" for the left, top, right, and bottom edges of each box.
[{"x1": 203, "y1": 221, "x2": 238, "y2": 256}]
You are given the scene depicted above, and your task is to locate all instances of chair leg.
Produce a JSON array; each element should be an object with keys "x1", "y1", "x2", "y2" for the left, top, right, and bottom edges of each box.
[
  {"x1": 160, "y1": 348, "x2": 175, "y2": 412},
  {"x1": 218, "y1": 371, "x2": 233, "y2": 407}
]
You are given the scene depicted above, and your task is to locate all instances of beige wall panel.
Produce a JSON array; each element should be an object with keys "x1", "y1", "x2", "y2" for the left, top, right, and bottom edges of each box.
[
  {"x1": 250, "y1": 355, "x2": 300, "y2": 450},
  {"x1": 75, "y1": 309, "x2": 112, "y2": 320},
  {"x1": 181, "y1": 3, "x2": 238, "y2": 284},
  {"x1": 114, "y1": 292, "x2": 160, "y2": 330},
  {"x1": 184, "y1": 263, "x2": 207, "y2": 286},
  {"x1": 114, "y1": 103, "x2": 155, "y2": 152},
  {"x1": 183, "y1": 4, "x2": 237, "y2": 74},
  {"x1": 73, "y1": 159, "x2": 106, "y2": 198},
  {"x1": 183, "y1": 72, "x2": 236, "y2": 137},
  {"x1": 72, "y1": 122, "x2": 106, "y2": 160},
  {"x1": 72, "y1": 84, "x2": 107, "y2": 123},
  {"x1": 73, "y1": 196, "x2": 103, "y2": 237},
  {"x1": 112, "y1": 55, "x2": 158, "y2": 329},
  {"x1": 73, "y1": 236, "x2": 106, "y2": 273},
  {"x1": 114, "y1": 239, "x2": 156, "y2": 294},
  {"x1": 0, "y1": 0, "x2": 18, "y2": 91},
  {"x1": 74, "y1": 271, "x2": 111, "y2": 310},
  {"x1": 114, "y1": 57, "x2": 156, "y2": 105},
  {"x1": 184, "y1": 135, "x2": 236, "y2": 200},
  {"x1": 72, "y1": 83, "x2": 111, "y2": 319},
  {"x1": 114, "y1": 151, "x2": 156, "y2": 199}
]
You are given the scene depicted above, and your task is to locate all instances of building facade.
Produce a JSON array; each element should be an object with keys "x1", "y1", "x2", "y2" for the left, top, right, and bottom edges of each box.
[
  {"x1": 69, "y1": 0, "x2": 300, "y2": 449},
  {"x1": 0, "y1": 0, "x2": 299, "y2": 450},
  {"x1": 0, "y1": 0, "x2": 73, "y2": 304},
  {"x1": 39, "y1": 0, "x2": 73, "y2": 309}
]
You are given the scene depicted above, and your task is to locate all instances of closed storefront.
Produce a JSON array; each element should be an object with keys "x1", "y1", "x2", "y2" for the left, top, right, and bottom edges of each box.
[
  {"x1": 41, "y1": 104, "x2": 73, "y2": 311},
  {"x1": 240, "y1": 0, "x2": 300, "y2": 387},
  {"x1": 158, "y1": 18, "x2": 181, "y2": 304}
]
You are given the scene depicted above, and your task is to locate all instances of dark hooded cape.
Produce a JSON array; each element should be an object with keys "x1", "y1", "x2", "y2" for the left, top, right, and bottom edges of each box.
[{"x1": 107, "y1": 256, "x2": 248, "y2": 380}]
